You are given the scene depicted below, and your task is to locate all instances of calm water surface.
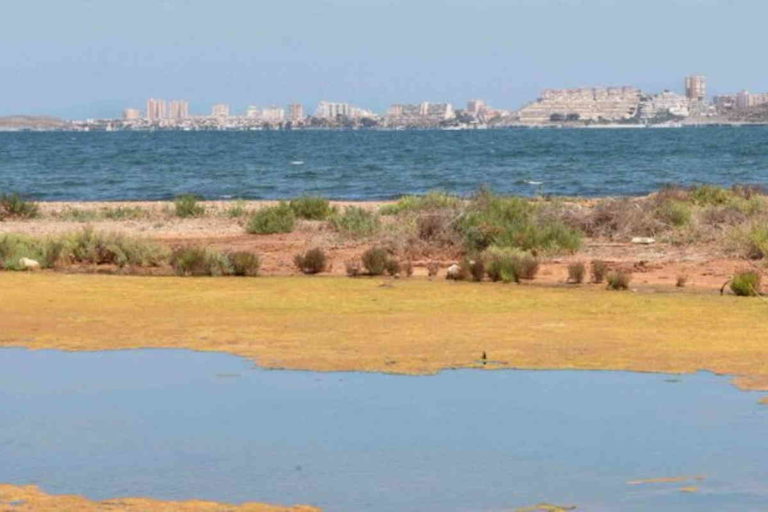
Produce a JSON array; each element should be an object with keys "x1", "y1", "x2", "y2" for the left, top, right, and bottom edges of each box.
[
  {"x1": 1, "y1": 127, "x2": 767, "y2": 200},
  {"x1": 1, "y1": 348, "x2": 767, "y2": 511}
]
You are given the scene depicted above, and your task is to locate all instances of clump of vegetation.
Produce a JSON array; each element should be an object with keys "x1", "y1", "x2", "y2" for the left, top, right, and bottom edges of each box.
[
  {"x1": 690, "y1": 185, "x2": 733, "y2": 206},
  {"x1": 590, "y1": 260, "x2": 608, "y2": 283},
  {"x1": 484, "y1": 247, "x2": 539, "y2": 283},
  {"x1": 380, "y1": 191, "x2": 462, "y2": 215},
  {"x1": 227, "y1": 251, "x2": 260, "y2": 276},
  {"x1": 361, "y1": 246, "x2": 391, "y2": 276},
  {"x1": 384, "y1": 258, "x2": 401, "y2": 276},
  {"x1": 329, "y1": 206, "x2": 380, "y2": 238},
  {"x1": 567, "y1": 262, "x2": 586, "y2": 284},
  {"x1": 734, "y1": 224, "x2": 768, "y2": 260},
  {"x1": 170, "y1": 246, "x2": 231, "y2": 276},
  {"x1": 345, "y1": 259, "x2": 362, "y2": 277},
  {"x1": 246, "y1": 202, "x2": 296, "y2": 234},
  {"x1": 606, "y1": 270, "x2": 631, "y2": 290},
  {"x1": 0, "y1": 193, "x2": 39, "y2": 220},
  {"x1": 67, "y1": 228, "x2": 168, "y2": 267},
  {"x1": 58, "y1": 208, "x2": 101, "y2": 222},
  {"x1": 290, "y1": 196, "x2": 334, "y2": 220},
  {"x1": 225, "y1": 200, "x2": 248, "y2": 218},
  {"x1": 0, "y1": 234, "x2": 46, "y2": 270},
  {"x1": 656, "y1": 200, "x2": 692, "y2": 227},
  {"x1": 294, "y1": 248, "x2": 328, "y2": 274},
  {"x1": 174, "y1": 194, "x2": 205, "y2": 218},
  {"x1": 457, "y1": 189, "x2": 581, "y2": 254},
  {"x1": 426, "y1": 261, "x2": 440, "y2": 278},
  {"x1": 730, "y1": 270, "x2": 762, "y2": 296},
  {"x1": 103, "y1": 206, "x2": 150, "y2": 220},
  {"x1": 459, "y1": 257, "x2": 485, "y2": 282},
  {"x1": 676, "y1": 274, "x2": 688, "y2": 288}
]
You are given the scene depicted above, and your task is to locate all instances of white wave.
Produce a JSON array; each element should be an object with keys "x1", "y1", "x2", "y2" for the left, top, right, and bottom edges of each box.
[{"x1": 290, "y1": 161, "x2": 304, "y2": 165}]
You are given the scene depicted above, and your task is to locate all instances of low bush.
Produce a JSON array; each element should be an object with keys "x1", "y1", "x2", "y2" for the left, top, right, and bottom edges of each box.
[
  {"x1": 0, "y1": 193, "x2": 39, "y2": 220},
  {"x1": 294, "y1": 247, "x2": 328, "y2": 274},
  {"x1": 458, "y1": 190, "x2": 581, "y2": 254},
  {"x1": 656, "y1": 200, "x2": 692, "y2": 227},
  {"x1": 174, "y1": 194, "x2": 205, "y2": 218},
  {"x1": 379, "y1": 191, "x2": 462, "y2": 215},
  {"x1": 329, "y1": 206, "x2": 380, "y2": 238},
  {"x1": 484, "y1": 247, "x2": 539, "y2": 283},
  {"x1": 590, "y1": 260, "x2": 608, "y2": 283},
  {"x1": 690, "y1": 185, "x2": 732, "y2": 206},
  {"x1": 171, "y1": 246, "x2": 231, "y2": 276},
  {"x1": 361, "y1": 246, "x2": 390, "y2": 276},
  {"x1": 68, "y1": 228, "x2": 168, "y2": 267},
  {"x1": 228, "y1": 251, "x2": 260, "y2": 276},
  {"x1": 290, "y1": 196, "x2": 333, "y2": 220},
  {"x1": 606, "y1": 270, "x2": 631, "y2": 290},
  {"x1": 384, "y1": 258, "x2": 401, "y2": 276},
  {"x1": 730, "y1": 270, "x2": 762, "y2": 296},
  {"x1": 459, "y1": 257, "x2": 485, "y2": 282},
  {"x1": 567, "y1": 262, "x2": 586, "y2": 284},
  {"x1": 676, "y1": 274, "x2": 688, "y2": 287},
  {"x1": 246, "y1": 202, "x2": 296, "y2": 234},
  {"x1": 0, "y1": 234, "x2": 45, "y2": 270},
  {"x1": 740, "y1": 225, "x2": 768, "y2": 260}
]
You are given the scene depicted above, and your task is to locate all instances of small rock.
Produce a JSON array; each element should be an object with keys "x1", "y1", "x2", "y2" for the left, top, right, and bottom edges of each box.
[
  {"x1": 19, "y1": 257, "x2": 41, "y2": 271},
  {"x1": 631, "y1": 237, "x2": 655, "y2": 244}
]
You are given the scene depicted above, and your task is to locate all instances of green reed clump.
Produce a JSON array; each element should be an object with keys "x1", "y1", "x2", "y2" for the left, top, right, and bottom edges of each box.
[
  {"x1": 380, "y1": 191, "x2": 462, "y2": 215},
  {"x1": 227, "y1": 251, "x2": 260, "y2": 276},
  {"x1": 457, "y1": 189, "x2": 581, "y2": 254},
  {"x1": 174, "y1": 194, "x2": 205, "y2": 218},
  {"x1": 170, "y1": 246, "x2": 231, "y2": 276},
  {"x1": 246, "y1": 202, "x2": 296, "y2": 234},
  {"x1": 0, "y1": 193, "x2": 39, "y2": 220},
  {"x1": 67, "y1": 227, "x2": 168, "y2": 267},
  {"x1": 290, "y1": 196, "x2": 334, "y2": 220},
  {"x1": 294, "y1": 247, "x2": 328, "y2": 274},
  {"x1": 730, "y1": 270, "x2": 762, "y2": 296},
  {"x1": 590, "y1": 260, "x2": 608, "y2": 283},
  {"x1": 567, "y1": 262, "x2": 586, "y2": 284},
  {"x1": 606, "y1": 270, "x2": 632, "y2": 290},
  {"x1": 361, "y1": 246, "x2": 391, "y2": 276},
  {"x1": 484, "y1": 246, "x2": 539, "y2": 283},
  {"x1": 329, "y1": 206, "x2": 380, "y2": 238}
]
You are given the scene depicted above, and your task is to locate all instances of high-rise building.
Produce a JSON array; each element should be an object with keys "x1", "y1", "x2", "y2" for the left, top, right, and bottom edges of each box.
[
  {"x1": 684, "y1": 75, "x2": 706, "y2": 102},
  {"x1": 168, "y1": 100, "x2": 190, "y2": 119},
  {"x1": 261, "y1": 106, "x2": 285, "y2": 123},
  {"x1": 314, "y1": 101, "x2": 376, "y2": 120},
  {"x1": 122, "y1": 108, "x2": 141, "y2": 121},
  {"x1": 146, "y1": 98, "x2": 167, "y2": 120},
  {"x1": 211, "y1": 103, "x2": 230, "y2": 118},
  {"x1": 288, "y1": 104, "x2": 304, "y2": 122}
]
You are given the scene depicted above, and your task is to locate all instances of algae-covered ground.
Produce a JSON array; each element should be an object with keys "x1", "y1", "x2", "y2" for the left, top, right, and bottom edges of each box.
[
  {"x1": 2, "y1": 273, "x2": 768, "y2": 393},
  {"x1": 0, "y1": 484, "x2": 319, "y2": 512}
]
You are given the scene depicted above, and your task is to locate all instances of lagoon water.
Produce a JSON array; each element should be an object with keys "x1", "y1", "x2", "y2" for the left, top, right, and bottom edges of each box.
[
  {"x1": 1, "y1": 348, "x2": 767, "y2": 511},
  {"x1": 1, "y1": 126, "x2": 768, "y2": 201}
]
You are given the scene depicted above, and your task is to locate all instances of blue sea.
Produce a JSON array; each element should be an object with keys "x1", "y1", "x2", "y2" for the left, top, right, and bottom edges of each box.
[{"x1": 1, "y1": 126, "x2": 767, "y2": 201}]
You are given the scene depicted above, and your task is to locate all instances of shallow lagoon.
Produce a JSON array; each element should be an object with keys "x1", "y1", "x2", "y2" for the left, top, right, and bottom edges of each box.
[{"x1": 1, "y1": 348, "x2": 767, "y2": 511}]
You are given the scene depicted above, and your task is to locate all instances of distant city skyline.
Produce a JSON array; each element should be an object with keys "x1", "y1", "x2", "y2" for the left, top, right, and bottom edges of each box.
[{"x1": 2, "y1": 0, "x2": 768, "y2": 119}]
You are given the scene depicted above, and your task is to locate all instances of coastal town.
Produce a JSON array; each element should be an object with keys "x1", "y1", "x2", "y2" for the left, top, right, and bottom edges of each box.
[{"x1": 4, "y1": 74, "x2": 768, "y2": 131}]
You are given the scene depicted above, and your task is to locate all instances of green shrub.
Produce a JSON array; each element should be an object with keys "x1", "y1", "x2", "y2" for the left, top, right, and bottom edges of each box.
[
  {"x1": 656, "y1": 200, "x2": 691, "y2": 227},
  {"x1": 0, "y1": 193, "x2": 39, "y2": 220},
  {"x1": 606, "y1": 270, "x2": 631, "y2": 290},
  {"x1": 483, "y1": 247, "x2": 538, "y2": 283},
  {"x1": 384, "y1": 258, "x2": 401, "y2": 276},
  {"x1": 741, "y1": 225, "x2": 768, "y2": 259},
  {"x1": 459, "y1": 257, "x2": 485, "y2": 282},
  {"x1": 0, "y1": 234, "x2": 44, "y2": 270},
  {"x1": 690, "y1": 185, "x2": 732, "y2": 206},
  {"x1": 361, "y1": 246, "x2": 390, "y2": 276},
  {"x1": 379, "y1": 191, "x2": 462, "y2": 215},
  {"x1": 590, "y1": 260, "x2": 608, "y2": 283},
  {"x1": 174, "y1": 194, "x2": 205, "y2": 218},
  {"x1": 329, "y1": 206, "x2": 380, "y2": 238},
  {"x1": 567, "y1": 262, "x2": 586, "y2": 283},
  {"x1": 228, "y1": 251, "x2": 260, "y2": 276},
  {"x1": 290, "y1": 196, "x2": 334, "y2": 220},
  {"x1": 58, "y1": 208, "x2": 100, "y2": 222},
  {"x1": 246, "y1": 203, "x2": 296, "y2": 234},
  {"x1": 67, "y1": 228, "x2": 167, "y2": 267},
  {"x1": 170, "y1": 246, "x2": 231, "y2": 276},
  {"x1": 730, "y1": 270, "x2": 762, "y2": 296},
  {"x1": 457, "y1": 190, "x2": 581, "y2": 253},
  {"x1": 294, "y1": 248, "x2": 328, "y2": 274}
]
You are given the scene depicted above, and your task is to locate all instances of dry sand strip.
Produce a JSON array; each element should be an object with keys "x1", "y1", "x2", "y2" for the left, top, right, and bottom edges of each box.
[
  {"x1": 0, "y1": 484, "x2": 319, "y2": 512},
  {"x1": 2, "y1": 273, "x2": 768, "y2": 395}
]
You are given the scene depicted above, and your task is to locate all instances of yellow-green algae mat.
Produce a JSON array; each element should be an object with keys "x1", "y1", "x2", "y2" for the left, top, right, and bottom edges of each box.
[{"x1": 2, "y1": 272, "x2": 768, "y2": 397}]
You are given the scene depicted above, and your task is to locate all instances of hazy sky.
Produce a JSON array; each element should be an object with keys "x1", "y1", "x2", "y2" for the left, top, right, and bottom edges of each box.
[{"x1": 2, "y1": 0, "x2": 767, "y2": 119}]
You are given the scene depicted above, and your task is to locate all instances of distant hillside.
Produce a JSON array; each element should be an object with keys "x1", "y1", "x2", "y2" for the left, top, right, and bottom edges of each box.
[{"x1": 0, "y1": 115, "x2": 69, "y2": 129}]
